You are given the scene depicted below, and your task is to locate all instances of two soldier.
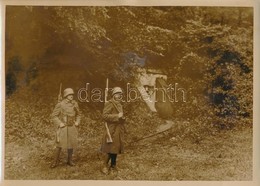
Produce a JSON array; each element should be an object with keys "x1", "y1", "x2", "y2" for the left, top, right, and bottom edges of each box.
[{"x1": 50, "y1": 87, "x2": 126, "y2": 174}]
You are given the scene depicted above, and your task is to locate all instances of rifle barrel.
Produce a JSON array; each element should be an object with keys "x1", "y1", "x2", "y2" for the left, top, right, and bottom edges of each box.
[{"x1": 105, "y1": 78, "x2": 108, "y2": 102}]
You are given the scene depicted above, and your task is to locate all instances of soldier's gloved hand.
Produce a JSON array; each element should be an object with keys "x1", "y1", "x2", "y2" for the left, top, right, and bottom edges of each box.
[
  {"x1": 59, "y1": 123, "x2": 65, "y2": 128},
  {"x1": 118, "y1": 112, "x2": 123, "y2": 118},
  {"x1": 74, "y1": 122, "x2": 79, "y2": 127}
]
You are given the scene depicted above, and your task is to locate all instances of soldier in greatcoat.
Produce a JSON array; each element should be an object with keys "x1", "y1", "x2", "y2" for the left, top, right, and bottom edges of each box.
[
  {"x1": 100, "y1": 87, "x2": 126, "y2": 174},
  {"x1": 50, "y1": 88, "x2": 81, "y2": 168}
]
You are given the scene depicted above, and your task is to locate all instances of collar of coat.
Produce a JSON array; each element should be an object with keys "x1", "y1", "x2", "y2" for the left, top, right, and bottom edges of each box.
[{"x1": 63, "y1": 98, "x2": 75, "y2": 104}]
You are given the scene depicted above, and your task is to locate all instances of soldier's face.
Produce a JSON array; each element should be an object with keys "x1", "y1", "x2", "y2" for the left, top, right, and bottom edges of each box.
[
  {"x1": 67, "y1": 94, "x2": 74, "y2": 101},
  {"x1": 113, "y1": 93, "x2": 123, "y2": 102}
]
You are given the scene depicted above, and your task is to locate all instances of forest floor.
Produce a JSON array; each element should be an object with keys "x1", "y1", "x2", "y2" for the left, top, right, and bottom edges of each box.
[{"x1": 5, "y1": 121, "x2": 252, "y2": 181}]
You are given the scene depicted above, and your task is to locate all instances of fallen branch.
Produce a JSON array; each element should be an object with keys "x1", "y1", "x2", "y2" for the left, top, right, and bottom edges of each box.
[{"x1": 129, "y1": 127, "x2": 172, "y2": 144}]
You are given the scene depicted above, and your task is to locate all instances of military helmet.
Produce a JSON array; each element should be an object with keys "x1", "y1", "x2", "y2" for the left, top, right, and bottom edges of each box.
[
  {"x1": 63, "y1": 88, "x2": 74, "y2": 98},
  {"x1": 112, "y1": 87, "x2": 123, "y2": 95}
]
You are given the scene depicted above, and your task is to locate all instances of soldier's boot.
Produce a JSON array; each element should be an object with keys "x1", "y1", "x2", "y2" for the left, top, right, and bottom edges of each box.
[
  {"x1": 50, "y1": 147, "x2": 61, "y2": 168},
  {"x1": 67, "y1": 148, "x2": 75, "y2": 166},
  {"x1": 101, "y1": 153, "x2": 110, "y2": 174},
  {"x1": 109, "y1": 153, "x2": 118, "y2": 173}
]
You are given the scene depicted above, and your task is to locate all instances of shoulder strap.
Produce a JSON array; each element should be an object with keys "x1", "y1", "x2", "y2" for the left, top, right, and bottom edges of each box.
[
  {"x1": 110, "y1": 100, "x2": 120, "y2": 113},
  {"x1": 72, "y1": 100, "x2": 80, "y2": 115}
]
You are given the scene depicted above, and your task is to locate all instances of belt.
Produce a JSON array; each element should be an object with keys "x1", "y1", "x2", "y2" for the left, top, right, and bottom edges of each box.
[{"x1": 65, "y1": 116, "x2": 76, "y2": 126}]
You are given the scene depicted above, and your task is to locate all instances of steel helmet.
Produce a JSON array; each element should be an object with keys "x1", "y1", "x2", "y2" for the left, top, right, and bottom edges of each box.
[
  {"x1": 63, "y1": 88, "x2": 74, "y2": 98},
  {"x1": 112, "y1": 87, "x2": 123, "y2": 95}
]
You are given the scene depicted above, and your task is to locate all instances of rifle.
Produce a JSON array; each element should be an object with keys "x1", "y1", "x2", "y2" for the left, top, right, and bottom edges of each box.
[
  {"x1": 104, "y1": 78, "x2": 113, "y2": 143},
  {"x1": 56, "y1": 83, "x2": 62, "y2": 142},
  {"x1": 58, "y1": 83, "x2": 62, "y2": 103}
]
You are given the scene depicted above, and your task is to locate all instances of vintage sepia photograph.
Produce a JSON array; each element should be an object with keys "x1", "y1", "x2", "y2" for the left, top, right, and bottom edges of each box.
[{"x1": 4, "y1": 4, "x2": 254, "y2": 181}]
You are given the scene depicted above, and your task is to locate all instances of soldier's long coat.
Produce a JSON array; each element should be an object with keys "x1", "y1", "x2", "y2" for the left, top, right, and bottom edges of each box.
[
  {"x1": 51, "y1": 99, "x2": 81, "y2": 149},
  {"x1": 100, "y1": 99, "x2": 125, "y2": 154}
]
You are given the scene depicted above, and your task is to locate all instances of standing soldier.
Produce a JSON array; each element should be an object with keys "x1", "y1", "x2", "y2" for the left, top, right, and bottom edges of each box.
[
  {"x1": 100, "y1": 87, "x2": 126, "y2": 174},
  {"x1": 50, "y1": 88, "x2": 81, "y2": 168}
]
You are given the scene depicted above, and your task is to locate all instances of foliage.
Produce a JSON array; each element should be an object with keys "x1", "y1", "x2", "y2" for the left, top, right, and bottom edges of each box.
[
  {"x1": 5, "y1": 6, "x2": 253, "y2": 144},
  {"x1": 166, "y1": 14, "x2": 253, "y2": 129},
  {"x1": 6, "y1": 56, "x2": 23, "y2": 96}
]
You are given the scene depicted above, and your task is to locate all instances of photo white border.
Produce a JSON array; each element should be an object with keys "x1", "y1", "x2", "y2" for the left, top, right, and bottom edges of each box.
[{"x1": 1, "y1": 0, "x2": 259, "y2": 186}]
